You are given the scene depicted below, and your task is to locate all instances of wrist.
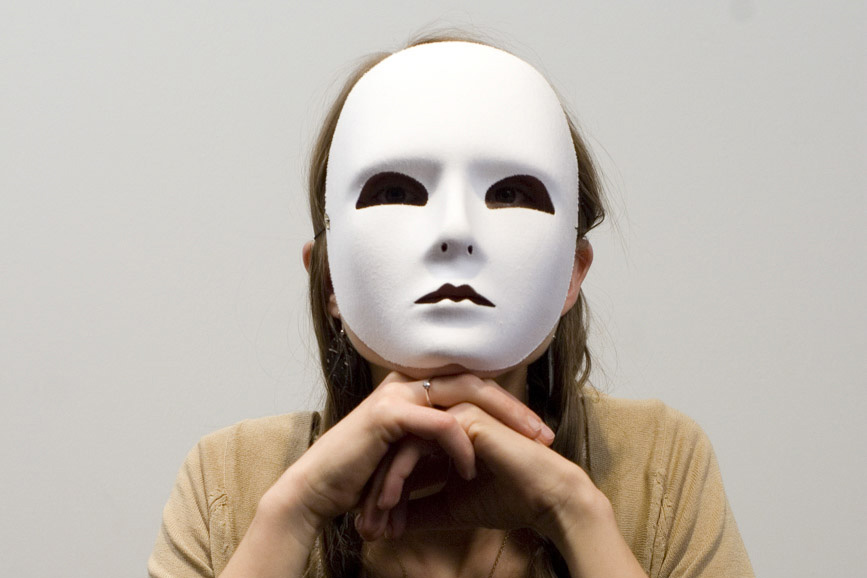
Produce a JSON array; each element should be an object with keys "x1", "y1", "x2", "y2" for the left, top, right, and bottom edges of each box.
[
  {"x1": 545, "y1": 475, "x2": 647, "y2": 578},
  {"x1": 551, "y1": 486, "x2": 615, "y2": 552},
  {"x1": 257, "y1": 466, "x2": 327, "y2": 549},
  {"x1": 541, "y1": 467, "x2": 616, "y2": 555},
  {"x1": 220, "y1": 472, "x2": 323, "y2": 578}
]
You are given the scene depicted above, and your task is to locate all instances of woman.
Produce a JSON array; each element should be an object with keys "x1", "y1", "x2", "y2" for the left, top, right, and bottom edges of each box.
[{"x1": 149, "y1": 35, "x2": 753, "y2": 578}]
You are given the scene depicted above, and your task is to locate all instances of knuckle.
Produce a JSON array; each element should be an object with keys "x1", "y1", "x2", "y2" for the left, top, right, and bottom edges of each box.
[
  {"x1": 474, "y1": 380, "x2": 495, "y2": 401},
  {"x1": 462, "y1": 373, "x2": 485, "y2": 390},
  {"x1": 431, "y1": 410, "x2": 458, "y2": 432},
  {"x1": 465, "y1": 421, "x2": 484, "y2": 442},
  {"x1": 443, "y1": 373, "x2": 478, "y2": 392},
  {"x1": 368, "y1": 395, "x2": 396, "y2": 419},
  {"x1": 381, "y1": 371, "x2": 410, "y2": 386},
  {"x1": 449, "y1": 401, "x2": 479, "y2": 416},
  {"x1": 376, "y1": 380, "x2": 405, "y2": 398},
  {"x1": 448, "y1": 403, "x2": 484, "y2": 434}
]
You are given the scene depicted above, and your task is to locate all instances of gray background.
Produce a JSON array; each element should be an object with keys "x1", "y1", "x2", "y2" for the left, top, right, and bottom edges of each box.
[{"x1": 1, "y1": 1, "x2": 864, "y2": 576}]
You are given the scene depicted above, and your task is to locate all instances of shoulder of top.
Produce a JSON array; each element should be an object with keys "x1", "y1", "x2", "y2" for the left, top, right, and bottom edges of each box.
[
  {"x1": 583, "y1": 390, "x2": 717, "y2": 494},
  {"x1": 195, "y1": 411, "x2": 320, "y2": 457},
  {"x1": 585, "y1": 389, "x2": 709, "y2": 447}
]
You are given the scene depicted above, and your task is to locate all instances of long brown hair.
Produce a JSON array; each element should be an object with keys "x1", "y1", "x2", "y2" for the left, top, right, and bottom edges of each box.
[{"x1": 306, "y1": 33, "x2": 607, "y2": 578}]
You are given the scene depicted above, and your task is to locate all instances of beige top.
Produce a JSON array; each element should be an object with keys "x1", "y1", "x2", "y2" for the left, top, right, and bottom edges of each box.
[{"x1": 148, "y1": 392, "x2": 754, "y2": 577}]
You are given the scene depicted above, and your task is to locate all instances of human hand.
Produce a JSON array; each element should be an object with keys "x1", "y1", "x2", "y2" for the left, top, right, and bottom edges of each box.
[
  {"x1": 260, "y1": 372, "x2": 552, "y2": 541},
  {"x1": 358, "y1": 397, "x2": 606, "y2": 545}
]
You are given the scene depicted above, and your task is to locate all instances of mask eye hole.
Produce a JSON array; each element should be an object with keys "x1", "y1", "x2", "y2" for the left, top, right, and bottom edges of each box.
[
  {"x1": 485, "y1": 175, "x2": 555, "y2": 214},
  {"x1": 356, "y1": 172, "x2": 429, "y2": 209}
]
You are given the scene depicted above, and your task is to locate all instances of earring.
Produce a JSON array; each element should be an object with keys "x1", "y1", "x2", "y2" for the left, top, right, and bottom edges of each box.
[
  {"x1": 313, "y1": 213, "x2": 331, "y2": 240},
  {"x1": 327, "y1": 326, "x2": 352, "y2": 376}
]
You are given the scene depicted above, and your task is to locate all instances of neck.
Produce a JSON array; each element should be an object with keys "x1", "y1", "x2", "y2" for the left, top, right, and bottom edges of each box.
[{"x1": 364, "y1": 527, "x2": 526, "y2": 578}]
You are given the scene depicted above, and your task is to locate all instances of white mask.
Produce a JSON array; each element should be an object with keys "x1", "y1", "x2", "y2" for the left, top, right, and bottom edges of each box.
[{"x1": 325, "y1": 42, "x2": 579, "y2": 373}]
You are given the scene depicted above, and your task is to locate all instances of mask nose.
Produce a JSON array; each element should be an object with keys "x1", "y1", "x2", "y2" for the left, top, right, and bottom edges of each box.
[
  {"x1": 438, "y1": 240, "x2": 475, "y2": 256},
  {"x1": 425, "y1": 179, "x2": 482, "y2": 278}
]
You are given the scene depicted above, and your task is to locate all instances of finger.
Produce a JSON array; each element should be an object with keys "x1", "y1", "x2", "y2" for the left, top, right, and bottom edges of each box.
[
  {"x1": 358, "y1": 504, "x2": 388, "y2": 542},
  {"x1": 446, "y1": 402, "x2": 558, "y2": 485},
  {"x1": 382, "y1": 403, "x2": 477, "y2": 479},
  {"x1": 358, "y1": 450, "x2": 395, "y2": 541},
  {"x1": 378, "y1": 438, "x2": 426, "y2": 509},
  {"x1": 448, "y1": 402, "x2": 525, "y2": 457},
  {"x1": 389, "y1": 490, "x2": 409, "y2": 540},
  {"x1": 418, "y1": 375, "x2": 555, "y2": 445}
]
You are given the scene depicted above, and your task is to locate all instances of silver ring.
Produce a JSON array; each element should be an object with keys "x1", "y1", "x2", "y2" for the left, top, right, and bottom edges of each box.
[{"x1": 422, "y1": 379, "x2": 433, "y2": 407}]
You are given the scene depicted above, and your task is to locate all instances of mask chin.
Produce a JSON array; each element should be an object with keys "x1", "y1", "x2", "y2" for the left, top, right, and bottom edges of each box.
[{"x1": 341, "y1": 316, "x2": 559, "y2": 382}]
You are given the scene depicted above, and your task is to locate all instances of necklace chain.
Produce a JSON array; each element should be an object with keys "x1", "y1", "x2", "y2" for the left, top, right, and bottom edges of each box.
[
  {"x1": 388, "y1": 531, "x2": 511, "y2": 578},
  {"x1": 485, "y1": 531, "x2": 511, "y2": 578}
]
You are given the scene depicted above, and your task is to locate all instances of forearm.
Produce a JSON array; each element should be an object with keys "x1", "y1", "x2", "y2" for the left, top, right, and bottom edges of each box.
[
  {"x1": 219, "y1": 484, "x2": 323, "y2": 578},
  {"x1": 549, "y1": 486, "x2": 648, "y2": 578}
]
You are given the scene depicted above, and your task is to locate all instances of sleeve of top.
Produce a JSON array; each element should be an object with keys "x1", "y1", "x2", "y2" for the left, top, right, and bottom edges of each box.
[
  {"x1": 148, "y1": 439, "x2": 218, "y2": 578},
  {"x1": 652, "y1": 412, "x2": 755, "y2": 578}
]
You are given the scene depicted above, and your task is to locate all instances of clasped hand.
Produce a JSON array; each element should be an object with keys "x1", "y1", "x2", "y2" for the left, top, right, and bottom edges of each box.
[{"x1": 274, "y1": 371, "x2": 602, "y2": 547}]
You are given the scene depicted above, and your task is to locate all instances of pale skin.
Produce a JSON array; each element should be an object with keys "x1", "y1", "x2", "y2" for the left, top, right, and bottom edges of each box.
[{"x1": 219, "y1": 239, "x2": 648, "y2": 578}]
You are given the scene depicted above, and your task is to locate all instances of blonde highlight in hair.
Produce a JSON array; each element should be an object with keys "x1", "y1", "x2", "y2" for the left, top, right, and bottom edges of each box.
[{"x1": 305, "y1": 33, "x2": 606, "y2": 578}]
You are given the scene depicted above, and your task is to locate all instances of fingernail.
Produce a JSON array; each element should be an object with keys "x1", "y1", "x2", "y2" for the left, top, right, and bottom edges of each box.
[
  {"x1": 528, "y1": 415, "x2": 543, "y2": 433},
  {"x1": 540, "y1": 424, "x2": 556, "y2": 443}
]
